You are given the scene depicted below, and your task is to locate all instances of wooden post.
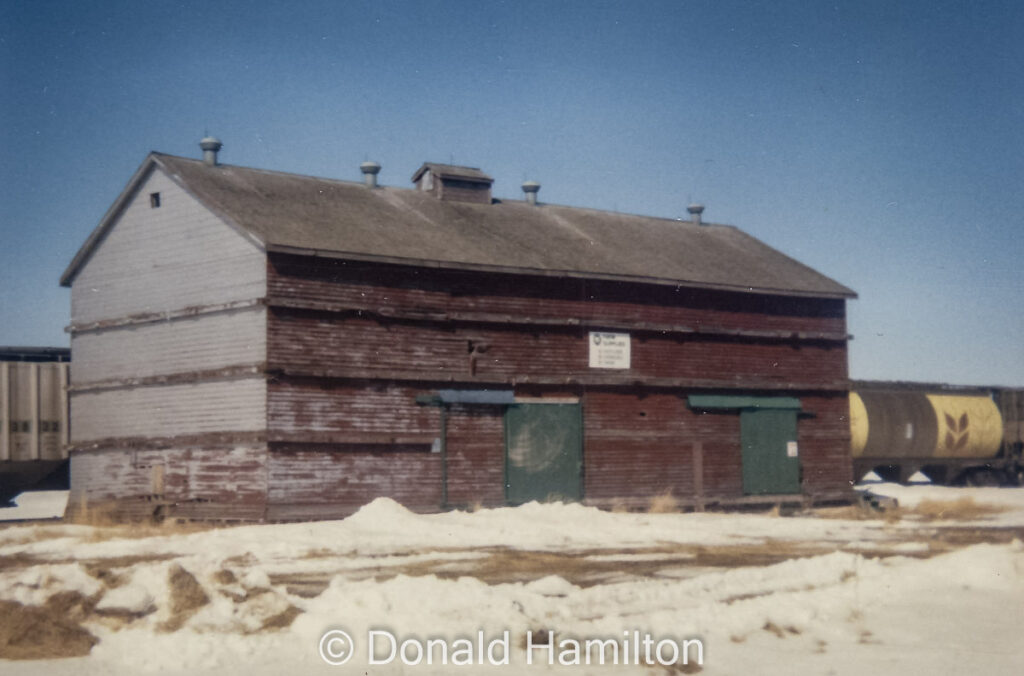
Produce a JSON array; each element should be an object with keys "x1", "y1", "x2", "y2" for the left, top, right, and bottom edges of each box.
[
  {"x1": 59, "y1": 363, "x2": 70, "y2": 450},
  {"x1": 692, "y1": 441, "x2": 704, "y2": 512},
  {"x1": 440, "y1": 405, "x2": 448, "y2": 510}
]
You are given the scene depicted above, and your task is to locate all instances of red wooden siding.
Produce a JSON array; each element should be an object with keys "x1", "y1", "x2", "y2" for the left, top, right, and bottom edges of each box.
[
  {"x1": 70, "y1": 250, "x2": 852, "y2": 522},
  {"x1": 268, "y1": 309, "x2": 848, "y2": 388},
  {"x1": 445, "y1": 404, "x2": 506, "y2": 507},
  {"x1": 266, "y1": 382, "x2": 507, "y2": 513},
  {"x1": 583, "y1": 389, "x2": 851, "y2": 503},
  {"x1": 266, "y1": 446, "x2": 443, "y2": 521},
  {"x1": 267, "y1": 255, "x2": 847, "y2": 339},
  {"x1": 795, "y1": 393, "x2": 855, "y2": 493},
  {"x1": 268, "y1": 380, "x2": 438, "y2": 440},
  {"x1": 260, "y1": 253, "x2": 852, "y2": 514},
  {"x1": 581, "y1": 390, "x2": 746, "y2": 502}
]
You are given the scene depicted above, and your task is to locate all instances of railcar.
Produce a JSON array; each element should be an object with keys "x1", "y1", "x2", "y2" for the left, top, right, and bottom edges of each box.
[
  {"x1": 850, "y1": 381, "x2": 1024, "y2": 485},
  {"x1": 0, "y1": 347, "x2": 70, "y2": 505}
]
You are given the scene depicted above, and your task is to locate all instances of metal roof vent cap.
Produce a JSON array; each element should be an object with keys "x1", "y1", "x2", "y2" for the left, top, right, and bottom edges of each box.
[
  {"x1": 199, "y1": 136, "x2": 223, "y2": 166},
  {"x1": 687, "y1": 203, "x2": 705, "y2": 226},
  {"x1": 360, "y1": 161, "x2": 382, "y2": 188},
  {"x1": 521, "y1": 180, "x2": 541, "y2": 206}
]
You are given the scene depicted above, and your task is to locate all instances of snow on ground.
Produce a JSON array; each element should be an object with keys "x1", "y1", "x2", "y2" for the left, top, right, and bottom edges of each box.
[
  {"x1": 865, "y1": 480, "x2": 1024, "y2": 510},
  {"x1": 1, "y1": 485, "x2": 1023, "y2": 675},
  {"x1": 0, "y1": 491, "x2": 69, "y2": 522}
]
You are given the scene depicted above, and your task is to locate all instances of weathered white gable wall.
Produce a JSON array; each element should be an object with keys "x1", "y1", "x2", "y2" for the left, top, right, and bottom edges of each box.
[
  {"x1": 71, "y1": 167, "x2": 265, "y2": 324},
  {"x1": 71, "y1": 379, "x2": 267, "y2": 441},
  {"x1": 69, "y1": 166, "x2": 267, "y2": 441},
  {"x1": 71, "y1": 307, "x2": 265, "y2": 384}
]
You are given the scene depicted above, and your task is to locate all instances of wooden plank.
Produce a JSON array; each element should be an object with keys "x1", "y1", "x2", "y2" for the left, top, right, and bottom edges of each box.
[
  {"x1": 69, "y1": 364, "x2": 265, "y2": 393},
  {"x1": 68, "y1": 299, "x2": 263, "y2": 333},
  {"x1": 267, "y1": 431, "x2": 435, "y2": 445},
  {"x1": 692, "y1": 441, "x2": 704, "y2": 511},
  {"x1": 269, "y1": 365, "x2": 848, "y2": 393},
  {"x1": 59, "y1": 363, "x2": 69, "y2": 451}
]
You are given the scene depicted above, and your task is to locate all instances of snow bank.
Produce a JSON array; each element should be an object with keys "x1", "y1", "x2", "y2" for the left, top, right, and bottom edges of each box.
[
  {"x1": 0, "y1": 491, "x2": 69, "y2": 521},
  {"x1": 3, "y1": 495, "x2": 1024, "y2": 674}
]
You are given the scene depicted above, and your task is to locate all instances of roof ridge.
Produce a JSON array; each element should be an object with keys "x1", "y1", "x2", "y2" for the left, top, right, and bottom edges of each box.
[
  {"x1": 155, "y1": 152, "x2": 738, "y2": 227},
  {"x1": 64, "y1": 151, "x2": 856, "y2": 299}
]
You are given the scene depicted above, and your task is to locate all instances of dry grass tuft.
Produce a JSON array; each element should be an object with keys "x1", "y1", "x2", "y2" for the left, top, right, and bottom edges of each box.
[
  {"x1": 159, "y1": 564, "x2": 210, "y2": 632},
  {"x1": 819, "y1": 496, "x2": 1006, "y2": 523},
  {"x1": 83, "y1": 563, "x2": 128, "y2": 588},
  {"x1": 815, "y1": 505, "x2": 880, "y2": 520},
  {"x1": 648, "y1": 491, "x2": 680, "y2": 514},
  {"x1": 0, "y1": 599, "x2": 98, "y2": 660},
  {"x1": 81, "y1": 520, "x2": 216, "y2": 543},
  {"x1": 66, "y1": 497, "x2": 218, "y2": 539},
  {"x1": 259, "y1": 604, "x2": 303, "y2": 631},
  {"x1": 0, "y1": 525, "x2": 67, "y2": 547},
  {"x1": 609, "y1": 498, "x2": 630, "y2": 513},
  {"x1": 300, "y1": 547, "x2": 336, "y2": 560},
  {"x1": 518, "y1": 628, "x2": 551, "y2": 650},
  {"x1": 45, "y1": 590, "x2": 100, "y2": 622},
  {"x1": 671, "y1": 660, "x2": 704, "y2": 674},
  {"x1": 904, "y1": 497, "x2": 1006, "y2": 521},
  {"x1": 212, "y1": 568, "x2": 237, "y2": 585},
  {"x1": 0, "y1": 552, "x2": 48, "y2": 572}
]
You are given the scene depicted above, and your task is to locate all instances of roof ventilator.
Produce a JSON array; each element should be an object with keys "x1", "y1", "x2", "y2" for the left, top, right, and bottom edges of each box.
[
  {"x1": 360, "y1": 161, "x2": 382, "y2": 188},
  {"x1": 199, "y1": 136, "x2": 223, "y2": 166},
  {"x1": 687, "y1": 203, "x2": 705, "y2": 226},
  {"x1": 521, "y1": 181, "x2": 541, "y2": 206}
]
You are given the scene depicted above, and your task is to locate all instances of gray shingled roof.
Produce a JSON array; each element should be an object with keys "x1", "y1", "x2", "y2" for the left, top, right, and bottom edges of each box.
[{"x1": 62, "y1": 153, "x2": 855, "y2": 299}]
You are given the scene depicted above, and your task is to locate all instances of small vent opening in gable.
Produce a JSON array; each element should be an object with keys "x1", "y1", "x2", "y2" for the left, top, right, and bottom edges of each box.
[{"x1": 149, "y1": 192, "x2": 161, "y2": 208}]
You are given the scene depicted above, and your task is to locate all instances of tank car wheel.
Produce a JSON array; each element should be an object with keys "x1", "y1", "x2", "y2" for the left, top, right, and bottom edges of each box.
[{"x1": 964, "y1": 469, "x2": 1001, "y2": 488}]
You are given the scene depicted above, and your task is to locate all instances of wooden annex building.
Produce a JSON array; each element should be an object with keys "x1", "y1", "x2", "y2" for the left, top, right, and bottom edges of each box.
[{"x1": 61, "y1": 138, "x2": 857, "y2": 521}]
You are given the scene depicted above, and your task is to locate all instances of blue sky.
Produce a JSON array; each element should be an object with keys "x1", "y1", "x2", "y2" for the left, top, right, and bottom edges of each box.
[{"x1": 1, "y1": 0, "x2": 1022, "y2": 386}]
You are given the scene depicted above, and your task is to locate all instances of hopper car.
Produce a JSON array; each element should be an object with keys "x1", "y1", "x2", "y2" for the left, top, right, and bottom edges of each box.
[
  {"x1": 850, "y1": 381, "x2": 1024, "y2": 486},
  {"x1": 0, "y1": 347, "x2": 70, "y2": 506}
]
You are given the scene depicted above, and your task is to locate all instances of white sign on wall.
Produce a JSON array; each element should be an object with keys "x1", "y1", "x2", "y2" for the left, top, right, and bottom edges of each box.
[{"x1": 588, "y1": 331, "x2": 631, "y2": 369}]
